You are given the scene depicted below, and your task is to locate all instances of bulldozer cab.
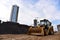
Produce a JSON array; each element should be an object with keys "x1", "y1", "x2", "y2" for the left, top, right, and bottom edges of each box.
[{"x1": 40, "y1": 19, "x2": 51, "y2": 27}]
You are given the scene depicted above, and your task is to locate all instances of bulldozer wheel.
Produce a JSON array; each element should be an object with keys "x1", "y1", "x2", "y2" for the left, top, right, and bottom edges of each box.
[
  {"x1": 49, "y1": 30, "x2": 54, "y2": 35},
  {"x1": 44, "y1": 29, "x2": 48, "y2": 36}
]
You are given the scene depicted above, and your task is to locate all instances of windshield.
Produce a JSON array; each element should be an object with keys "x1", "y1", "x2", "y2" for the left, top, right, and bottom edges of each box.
[{"x1": 40, "y1": 21, "x2": 47, "y2": 25}]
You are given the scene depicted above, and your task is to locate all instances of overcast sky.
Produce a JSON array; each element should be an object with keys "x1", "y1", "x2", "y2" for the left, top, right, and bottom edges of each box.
[{"x1": 0, "y1": 0, "x2": 60, "y2": 31}]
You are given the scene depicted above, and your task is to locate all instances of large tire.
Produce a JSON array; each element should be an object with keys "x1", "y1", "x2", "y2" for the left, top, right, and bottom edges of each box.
[
  {"x1": 49, "y1": 27, "x2": 54, "y2": 35},
  {"x1": 51, "y1": 31, "x2": 54, "y2": 35},
  {"x1": 49, "y1": 30, "x2": 54, "y2": 35},
  {"x1": 44, "y1": 29, "x2": 49, "y2": 36}
]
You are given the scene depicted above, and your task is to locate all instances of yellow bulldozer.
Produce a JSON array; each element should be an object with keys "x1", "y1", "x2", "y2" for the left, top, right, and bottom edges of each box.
[{"x1": 28, "y1": 19, "x2": 54, "y2": 36}]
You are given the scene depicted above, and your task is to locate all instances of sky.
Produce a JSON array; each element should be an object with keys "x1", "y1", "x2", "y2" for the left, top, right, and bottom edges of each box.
[{"x1": 0, "y1": 0, "x2": 60, "y2": 31}]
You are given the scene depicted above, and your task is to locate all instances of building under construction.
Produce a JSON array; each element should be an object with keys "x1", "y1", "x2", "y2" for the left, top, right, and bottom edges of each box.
[{"x1": 0, "y1": 21, "x2": 30, "y2": 34}]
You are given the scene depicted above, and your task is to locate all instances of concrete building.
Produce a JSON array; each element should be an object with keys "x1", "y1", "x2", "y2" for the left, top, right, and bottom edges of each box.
[
  {"x1": 10, "y1": 5, "x2": 19, "y2": 23},
  {"x1": 57, "y1": 25, "x2": 60, "y2": 31}
]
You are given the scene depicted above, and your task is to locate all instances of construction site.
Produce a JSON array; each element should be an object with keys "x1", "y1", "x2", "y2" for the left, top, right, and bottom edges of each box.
[{"x1": 0, "y1": 5, "x2": 60, "y2": 40}]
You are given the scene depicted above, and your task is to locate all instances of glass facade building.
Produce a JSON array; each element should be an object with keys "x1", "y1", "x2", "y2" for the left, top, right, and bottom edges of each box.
[{"x1": 10, "y1": 5, "x2": 19, "y2": 23}]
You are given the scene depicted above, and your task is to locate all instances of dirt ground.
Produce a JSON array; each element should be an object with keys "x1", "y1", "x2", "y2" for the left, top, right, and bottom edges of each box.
[{"x1": 0, "y1": 32, "x2": 60, "y2": 40}]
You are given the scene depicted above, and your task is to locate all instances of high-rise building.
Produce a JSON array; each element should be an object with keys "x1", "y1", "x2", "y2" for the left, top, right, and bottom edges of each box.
[
  {"x1": 10, "y1": 5, "x2": 19, "y2": 23},
  {"x1": 57, "y1": 25, "x2": 60, "y2": 31},
  {"x1": 34, "y1": 19, "x2": 37, "y2": 27}
]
